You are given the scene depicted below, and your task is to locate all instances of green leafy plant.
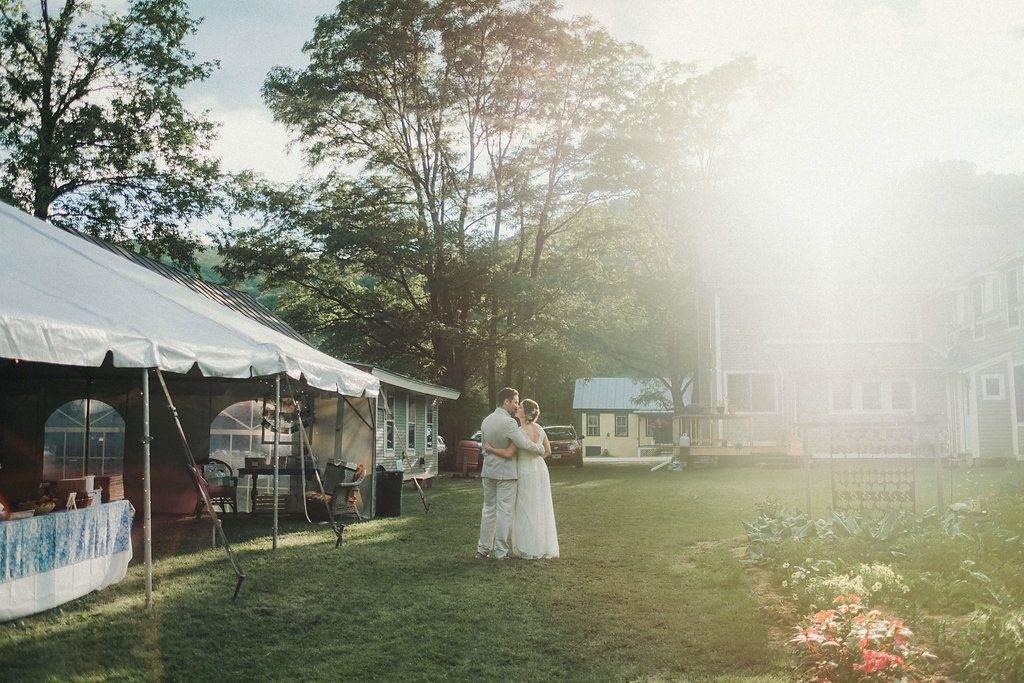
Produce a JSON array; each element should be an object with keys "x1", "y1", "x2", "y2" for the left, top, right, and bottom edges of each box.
[{"x1": 951, "y1": 607, "x2": 1024, "y2": 681}]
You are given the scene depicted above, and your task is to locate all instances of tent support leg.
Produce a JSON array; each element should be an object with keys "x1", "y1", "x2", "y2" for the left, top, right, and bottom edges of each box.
[
  {"x1": 153, "y1": 368, "x2": 246, "y2": 600},
  {"x1": 142, "y1": 368, "x2": 153, "y2": 609},
  {"x1": 273, "y1": 374, "x2": 280, "y2": 550}
]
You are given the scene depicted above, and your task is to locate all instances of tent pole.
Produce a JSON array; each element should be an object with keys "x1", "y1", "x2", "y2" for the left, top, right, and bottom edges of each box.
[
  {"x1": 142, "y1": 368, "x2": 153, "y2": 609},
  {"x1": 273, "y1": 374, "x2": 280, "y2": 550}
]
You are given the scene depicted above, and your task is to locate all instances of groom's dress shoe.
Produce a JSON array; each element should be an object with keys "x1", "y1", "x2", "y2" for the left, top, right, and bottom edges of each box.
[{"x1": 474, "y1": 551, "x2": 490, "y2": 560}]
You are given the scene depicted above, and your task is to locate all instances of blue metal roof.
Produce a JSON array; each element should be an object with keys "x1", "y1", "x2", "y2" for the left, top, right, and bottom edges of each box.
[{"x1": 572, "y1": 377, "x2": 690, "y2": 411}]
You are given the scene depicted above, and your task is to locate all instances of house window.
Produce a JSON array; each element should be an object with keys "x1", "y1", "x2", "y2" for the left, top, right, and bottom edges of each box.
[
  {"x1": 407, "y1": 397, "x2": 416, "y2": 452},
  {"x1": 426, "y1": 401, "x2": 434, "y2": 446},
  {"x1": 586, "y1": 413, "x2": 599, "y2": 437},
  {"x1": 645, "y1": 418, "x2": 655, "y2": 438},
  {"x1": 386, "y1": 393, "x2": 395, "y2": 450},
  {"x1": 614, "y1": 414, "x2": 628, "y2": 437},
  {"x1": 861, "y1": 382, "x2": 882, "y2": 411},
  {"x1": 1006, "y1": 269, "x2": 1020, "y2": 329},
  {"x1": 830, "y1": 379, "x2": 853, "y2": 411},
  {"x1": 891, "y1": 380, "x2": 913, "y2": 410},
  {"x1": 727, "y1": 373, "x2": 777, "y2": 413},
  {"x1": 982, "y1": 374, "x2": 1005, "y2": 400}
]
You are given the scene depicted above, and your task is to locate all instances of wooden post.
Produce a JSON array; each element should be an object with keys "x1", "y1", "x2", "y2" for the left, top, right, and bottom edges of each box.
[{"x1": 142, "y1": 369, "x2": 152, "y2": 609}]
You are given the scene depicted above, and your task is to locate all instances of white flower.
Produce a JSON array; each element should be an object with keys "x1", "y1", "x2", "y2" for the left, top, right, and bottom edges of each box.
[
  {"x1": 782, "y1": 581, "x2": 788, "y2": 588},
  {"x1": 782, "y1": 562, "x2": 790, "y2": 569},
  {"x1": 871, "y1": 582, "x2": 883, "y2": 592}
]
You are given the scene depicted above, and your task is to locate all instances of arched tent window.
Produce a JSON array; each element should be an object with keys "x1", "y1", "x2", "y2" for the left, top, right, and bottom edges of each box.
[
  {"x1": 210, "y1": 400, "x2": 283, "y2": 509},
  {"x1": 43, "y1": 399, "x2": 126, "y2": 479}
]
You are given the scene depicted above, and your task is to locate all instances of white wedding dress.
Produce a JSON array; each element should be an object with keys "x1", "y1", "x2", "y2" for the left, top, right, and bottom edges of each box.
[{"x1": 512, "y1": 425, "x2": 560, "y2": 559}]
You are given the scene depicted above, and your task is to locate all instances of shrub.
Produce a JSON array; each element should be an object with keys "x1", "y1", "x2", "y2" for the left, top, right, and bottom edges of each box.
[
  {"x1": 785, "y1": 562, "x2": 909, "y2": 612},
  {"x1": 950, "y1": 607, "x2": 1024, "y2": 681},
  {"x1": 789, "y1": 594, "x2": 935, "y2": 682}
]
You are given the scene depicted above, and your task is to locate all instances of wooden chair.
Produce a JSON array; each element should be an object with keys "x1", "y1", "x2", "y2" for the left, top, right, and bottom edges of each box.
[
  {"x1": 323, "y1": 462, "x2": 366, "y2": 521},
  {"x1": 193, "y1": 457, "x2": 239, "y2": 518}
]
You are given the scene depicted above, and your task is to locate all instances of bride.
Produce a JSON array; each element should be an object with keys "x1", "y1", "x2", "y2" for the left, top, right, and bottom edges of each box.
[{"x1": 485, "y1": 399, "x2": 560, "y2": 559}]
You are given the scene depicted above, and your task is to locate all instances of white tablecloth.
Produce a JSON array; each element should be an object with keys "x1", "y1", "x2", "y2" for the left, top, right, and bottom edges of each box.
[{"x1": 1, "y1": 500, "x2": 134, "y2": 621}]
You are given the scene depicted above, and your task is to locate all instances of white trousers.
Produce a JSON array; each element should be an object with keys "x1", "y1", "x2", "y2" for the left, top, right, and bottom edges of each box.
[{"x1": 477, "y1": 477, "x2": 517, "y2": 558}]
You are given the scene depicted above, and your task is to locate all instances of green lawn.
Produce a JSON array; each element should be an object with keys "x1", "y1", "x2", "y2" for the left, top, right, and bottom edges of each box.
[{"x1": 1, "y1": 465, "x2": 1018, "y2": 681}]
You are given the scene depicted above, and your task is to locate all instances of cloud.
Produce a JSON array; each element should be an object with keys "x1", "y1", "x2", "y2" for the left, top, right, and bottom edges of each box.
[{"x1": 191, "y1": 97, "x2": 310, "y2": 183}]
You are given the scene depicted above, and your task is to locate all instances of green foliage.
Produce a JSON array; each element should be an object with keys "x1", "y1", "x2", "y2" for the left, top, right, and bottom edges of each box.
[
  {"x1": 218, "y1": 0, "x2": 670, "y2": 434},
  {"x1": 0, "y1": 0, "x2": 221, "y2": 270},
  {"x1": 950, "y1": 607, "x2": 1024, "y2": 681}
]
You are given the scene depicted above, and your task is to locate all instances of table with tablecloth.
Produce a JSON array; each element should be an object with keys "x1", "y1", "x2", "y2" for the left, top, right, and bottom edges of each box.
[{"x1": 1, "y1": 500, "x2": 134, "y2": 621}]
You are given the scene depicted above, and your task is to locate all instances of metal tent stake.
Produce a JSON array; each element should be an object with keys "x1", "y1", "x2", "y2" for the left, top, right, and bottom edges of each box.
[
  {"x1": 142, "y1": 368, "x2": 153, "y2": 609},
  {"x1": 154, "y1": 369, "x2": 246, "y2": 600}
]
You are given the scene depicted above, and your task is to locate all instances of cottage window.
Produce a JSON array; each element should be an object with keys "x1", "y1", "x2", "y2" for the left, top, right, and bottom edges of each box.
[
  {"x1": 407, "y1": 397, "x2": 416, "y2": 452},
  {"x1": 1006, "y1": 269, "x2": 1020, "y2": 329},
  {"x1": 386, "y1": 393, "x2": 395, "y2": 450},
  {"x1": 861, "y1": 382, "x2": 882, "y2": 410},
  {"x1": 727, "y1": 373, "x2": 777, "y2": 413},
  {"x1": 43, "y1": 399, "x2": 126, "y2": 480},
  {"x1": 586, "y1": 413, "x2": 599, "y2": 437},
  {"x1": 981, "y1": 374, "x2": 1004, "y2": 400},
  {"x1": 426, "y1": 401, "x2": 434, "y2": 446},
  {"x1": 614, "y1": 414, "x2": 628, "y2": 437},
  {"x1": 891, "y1": 381, "x2": 913, "y2": 411}
]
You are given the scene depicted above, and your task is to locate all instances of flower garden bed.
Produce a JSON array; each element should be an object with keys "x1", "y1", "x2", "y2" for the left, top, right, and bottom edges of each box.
[{"x1": 740, "y1": 474, "x2": 1024, "y2": 681}]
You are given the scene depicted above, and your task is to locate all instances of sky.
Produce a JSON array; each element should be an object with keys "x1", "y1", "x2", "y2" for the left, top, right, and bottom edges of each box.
[
  {"x1": 175, "y1": 1, "x2": 1024, "y2": 284},
  {"x1": 180, "y1": 1, "x2": 1024, "y2": 182}
]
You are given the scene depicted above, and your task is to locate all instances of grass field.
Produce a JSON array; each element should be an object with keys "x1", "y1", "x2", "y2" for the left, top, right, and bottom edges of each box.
[{"x1": 1, "y1": 464, "x2": 1019, "y2": 681}]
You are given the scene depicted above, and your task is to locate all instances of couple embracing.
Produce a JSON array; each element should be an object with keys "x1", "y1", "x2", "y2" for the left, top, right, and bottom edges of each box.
[{"x1": 475, "y1": 387, "x2": 560, "y2": 560}]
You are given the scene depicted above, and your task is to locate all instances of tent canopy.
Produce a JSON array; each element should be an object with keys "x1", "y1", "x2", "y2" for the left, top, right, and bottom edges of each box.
[{"x1": 0, "y1": 201, "x2": 379, "y2": 398}]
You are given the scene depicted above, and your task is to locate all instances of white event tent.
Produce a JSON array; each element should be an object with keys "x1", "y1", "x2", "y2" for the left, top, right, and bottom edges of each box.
[{"x1": 0, "y1": 200, "x2": 380, "y2": 608}]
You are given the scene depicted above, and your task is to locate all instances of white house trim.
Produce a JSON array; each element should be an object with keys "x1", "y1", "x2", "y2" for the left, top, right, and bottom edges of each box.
[{"x1": 1007, "y1": 358, "x2": 1021, "y2": 458}]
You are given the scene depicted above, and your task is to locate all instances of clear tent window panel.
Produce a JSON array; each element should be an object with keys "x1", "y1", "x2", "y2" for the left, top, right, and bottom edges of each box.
[{"x1": 43, "y1": 399, "x2": 126, "y2": 479}]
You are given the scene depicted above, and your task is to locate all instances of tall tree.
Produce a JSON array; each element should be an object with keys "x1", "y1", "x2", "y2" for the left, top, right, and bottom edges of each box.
[
  {"x1": 0, "y1": 0, "x2": 220, "y2": 269},
  {"x1": 220, "y1": 0, "x2": 639, "y2": 441}
]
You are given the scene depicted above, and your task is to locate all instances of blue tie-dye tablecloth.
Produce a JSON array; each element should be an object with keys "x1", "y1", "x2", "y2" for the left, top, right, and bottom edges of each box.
[{"x1": 1, "y1": 500, "x2": 134, "y2": 620}]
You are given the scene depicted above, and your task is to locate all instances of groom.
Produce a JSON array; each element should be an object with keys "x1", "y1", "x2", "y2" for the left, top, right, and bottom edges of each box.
[{"x1": 476, "y1": 387, "x2": 545, "y2": 560}]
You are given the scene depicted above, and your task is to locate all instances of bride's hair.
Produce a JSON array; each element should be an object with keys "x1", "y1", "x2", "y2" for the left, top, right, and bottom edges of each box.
[{"x1": 521, "y1": 399, "x2": 540, "y2": 424}]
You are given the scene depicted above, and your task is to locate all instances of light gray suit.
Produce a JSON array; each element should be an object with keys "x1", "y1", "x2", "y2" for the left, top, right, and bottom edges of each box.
[{"x1": 476, "y1": 407, "x2": 545, "y2": 558}]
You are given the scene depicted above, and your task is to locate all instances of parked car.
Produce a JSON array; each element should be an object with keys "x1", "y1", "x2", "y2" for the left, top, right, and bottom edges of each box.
[
  {"x1": 542, "y1": 425, "x2": 584, "y2": 467},
  {"x1": 474, "y1": 426, "x2": 583, "y2": 467}
]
